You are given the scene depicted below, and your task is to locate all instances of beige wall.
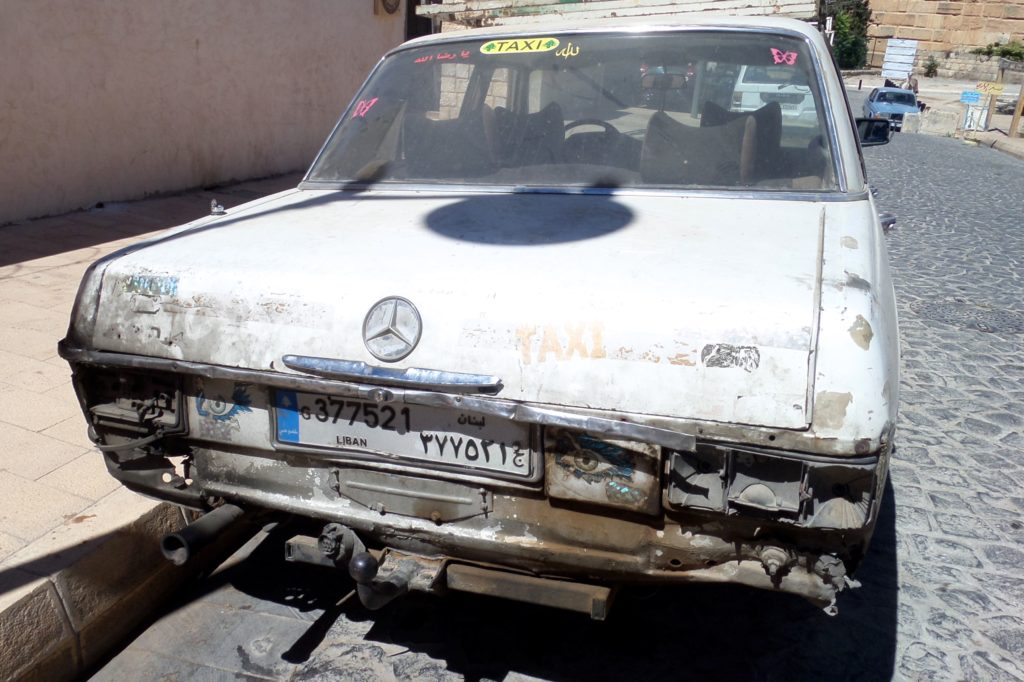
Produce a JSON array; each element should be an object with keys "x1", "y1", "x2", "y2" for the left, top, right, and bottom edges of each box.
[
  {"x1": 0, "y1": 1, "x2": 406, "y2": 225},
  {"x1": 867, "y1": 0, "x2": 1024, "y2": 65}
]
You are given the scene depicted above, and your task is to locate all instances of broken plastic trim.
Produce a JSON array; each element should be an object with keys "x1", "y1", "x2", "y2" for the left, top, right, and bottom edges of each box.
[
  {"x1": 58, "y1": 343, "x2": 697, "y2": 453},
  {"x1": 282, "y1": 354, "x2": 502, "y2": 394}
]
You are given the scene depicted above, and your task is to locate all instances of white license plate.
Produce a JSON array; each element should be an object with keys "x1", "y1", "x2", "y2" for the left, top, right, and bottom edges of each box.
[{"x1": 274, "y1": 390, "x2": 534, "y2": 478}]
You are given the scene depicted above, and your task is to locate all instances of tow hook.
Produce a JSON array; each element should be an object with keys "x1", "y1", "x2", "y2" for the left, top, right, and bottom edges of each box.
[
  {"x1": 349, "y1": 551, "x2": 415, "y2": 610},
  {"x1": 317, "y1": 523, "x2": 363, "y2": 565},
  {"x1": 313, "y1": 522, "x2": 418, "y2": 610}
]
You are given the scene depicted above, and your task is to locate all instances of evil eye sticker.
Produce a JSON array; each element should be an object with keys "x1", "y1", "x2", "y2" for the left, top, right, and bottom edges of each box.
[
  {"x1": 553, "y1": 431, "x2": 635, "y2": 484},
  {"x1": 480, "y1": 37, "x2": 559, "y2": 55},
  {"x1": 196, "y1": 385, "x2": 253, "y2": 422}
]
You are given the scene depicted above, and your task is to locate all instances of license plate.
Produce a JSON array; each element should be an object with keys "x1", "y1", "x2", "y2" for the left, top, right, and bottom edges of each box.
[{"x1": 274, "y1": 390, "x2": 534, "y2": 478}]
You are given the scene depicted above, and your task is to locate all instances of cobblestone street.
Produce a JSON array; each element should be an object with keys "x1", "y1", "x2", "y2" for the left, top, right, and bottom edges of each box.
[
  {"x1": 90, "y1": 133, "x2": 1024, "y2": 681},
  {"x1": 862, "y1": 133, "x2": 1024, "y2": 680}
]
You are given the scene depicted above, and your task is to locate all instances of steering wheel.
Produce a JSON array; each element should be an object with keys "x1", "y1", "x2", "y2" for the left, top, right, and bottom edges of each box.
[{"x1": 564, "y1": 119, "x2": 619, "y2": 138}]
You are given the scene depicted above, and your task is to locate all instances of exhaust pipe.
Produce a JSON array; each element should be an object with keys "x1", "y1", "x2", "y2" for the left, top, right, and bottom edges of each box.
[{"x1": 161, "y1": 504, "x2": 246, "y2": 566}]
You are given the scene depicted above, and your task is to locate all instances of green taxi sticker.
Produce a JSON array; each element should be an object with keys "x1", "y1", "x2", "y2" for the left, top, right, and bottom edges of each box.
[{"x1": 480, "y1": 37, "x2": 560, "y2": 54}]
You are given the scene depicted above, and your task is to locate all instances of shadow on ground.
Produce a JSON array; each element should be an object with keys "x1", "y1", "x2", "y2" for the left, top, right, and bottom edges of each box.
[{"x1": 0, "y1": 175, "x2": 301, "y2": 269}]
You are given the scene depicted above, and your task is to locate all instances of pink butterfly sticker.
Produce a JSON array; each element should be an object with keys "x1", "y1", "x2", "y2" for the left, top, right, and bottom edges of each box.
[
  {"x1": 352, "y1": 97, "x2": 379, "y2": 118},
  {"x1": 770, "y1": 48, "x2": 798, "y2": 65}
]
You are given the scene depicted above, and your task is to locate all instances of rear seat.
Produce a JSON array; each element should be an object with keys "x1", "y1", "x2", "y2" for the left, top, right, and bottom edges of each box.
[
  {"x1": 403, "y1": 105, "x2": 498, "y2": 178},
  {"x1": 701, "y1": 101, "x2": 782, "y2": 180},
  {"x1": 493, "y1": 102, "x2": 564, "y2": 167},
  {"x1": 640, "y1": 100, "x2": 832, "y2": 189},
  {"x1": 640, "y1": 110, "x2": 754, "y2": 186}
]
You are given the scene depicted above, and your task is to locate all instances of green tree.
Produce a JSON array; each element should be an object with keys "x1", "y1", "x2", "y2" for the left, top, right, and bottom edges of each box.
[
  {"x1": 829, "y1": 0, "x2": 872, "y2": 69},
  {"x1": 833, "y1": 11, "x2": 866, "y2": 68}
]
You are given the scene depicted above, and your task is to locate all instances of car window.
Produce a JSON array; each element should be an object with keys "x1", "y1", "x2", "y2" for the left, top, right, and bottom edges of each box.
[
  {"x1": 741, "y1": 65, "x2": 808, "y2": 85},
  {"x1": 877, "y1": 90, "x2": 915, "y2": 105},
  {"x1": 307, "y1": 31, "x2": 837, "y2": 191}
]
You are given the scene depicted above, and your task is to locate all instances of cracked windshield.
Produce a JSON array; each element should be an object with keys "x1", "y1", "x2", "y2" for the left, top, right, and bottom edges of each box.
[{"x1": 307, "y1": 31, "x2": 836, "y2": 190}]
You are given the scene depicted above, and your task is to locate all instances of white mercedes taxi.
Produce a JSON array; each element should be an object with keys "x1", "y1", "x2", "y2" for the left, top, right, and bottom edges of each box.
[{"x1": 61, "y1": 15, "x2": 897, "y2": 618}]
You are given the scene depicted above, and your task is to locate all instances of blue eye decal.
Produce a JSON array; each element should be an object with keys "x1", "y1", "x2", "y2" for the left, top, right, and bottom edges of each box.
[
  {"x1": 553, "y1": 431, "x2": 636, "y2": 483},
  {"x1": 196, "y1": 385, "x2": 253, "y2": 422}
]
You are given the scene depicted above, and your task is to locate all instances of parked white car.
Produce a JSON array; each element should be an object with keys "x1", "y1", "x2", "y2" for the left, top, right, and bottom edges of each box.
[
  {"x1": 731, "y1": 63, "x2": 818, "y2": 129},
  {"x1": 61, "y1": 15, "x2": 897, "y2": 618}
]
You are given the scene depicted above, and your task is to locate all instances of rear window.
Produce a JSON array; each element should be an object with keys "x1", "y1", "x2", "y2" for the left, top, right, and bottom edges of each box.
[
  {"x1": 877, "y1": 91, "x2": 915, "y2": 106},
  {"x1": 307, "y1": 31, "x2": 836, "y2": 191},
  {"x1": 741, "y1": 65, "x2": 809, "y2": 85}
]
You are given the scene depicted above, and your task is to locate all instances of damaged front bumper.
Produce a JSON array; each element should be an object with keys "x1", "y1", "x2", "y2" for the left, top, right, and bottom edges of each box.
[{"x1": 59, "y1": 343, "x2": 890, "y2": 616}]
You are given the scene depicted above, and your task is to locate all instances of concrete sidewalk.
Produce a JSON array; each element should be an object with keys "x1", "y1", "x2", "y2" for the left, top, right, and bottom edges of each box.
[{"x1": 0, "y1": 173, "x2": 299, "y2": 679}]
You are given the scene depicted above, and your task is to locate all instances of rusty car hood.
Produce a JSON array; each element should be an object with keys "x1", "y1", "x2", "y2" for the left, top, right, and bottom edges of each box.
[{"x1": 86, "y1": 189, "x2": 827, "y2": 429}]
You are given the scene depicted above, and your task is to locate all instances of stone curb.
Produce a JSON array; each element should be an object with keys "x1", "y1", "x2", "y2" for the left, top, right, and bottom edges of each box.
[
  {"x1": 978, "y1": 135, "x2": 1024, "y2": 162},
  {"x1": 0, "y1": 502, "x2": 255, "y2": 681},
  {"x1": 0, "y1": 503, "x2": 182, "y2": 681}
]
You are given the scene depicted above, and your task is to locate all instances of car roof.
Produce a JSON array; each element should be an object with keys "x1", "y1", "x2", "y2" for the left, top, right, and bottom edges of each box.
[
  {"x1": 396, "y1": 15, "x2": 820, "y2": 52},
  {"x1": 876, "y1": 87, "x2": 915, "y2": 95}
]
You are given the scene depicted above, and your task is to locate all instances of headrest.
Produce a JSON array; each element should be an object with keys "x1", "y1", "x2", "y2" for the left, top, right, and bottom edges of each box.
[
  {"x1": 702, "y1": 100, "x2": 782, "y2": 153},
  {"x1": 404, "y1": 105, "x2": 497, "y2": 177}
]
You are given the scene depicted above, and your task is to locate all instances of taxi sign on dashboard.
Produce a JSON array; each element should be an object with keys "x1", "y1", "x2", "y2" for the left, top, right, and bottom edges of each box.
[{"x1": 481, "y1": 37, "x2": 560, "y2": 54}]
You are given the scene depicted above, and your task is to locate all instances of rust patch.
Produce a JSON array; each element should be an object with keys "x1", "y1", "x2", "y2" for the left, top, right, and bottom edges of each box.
[
  {"x1": 701, "y1": 344, "x2": 760, "y2": 372},
  {"x1": 848, "y1": 315, "x2": 873, "y2": 350},
  {"x1": 815, "y1": 392, "x2": 853, "y2": 429},
  {"x1": 845, "y1": 272, "x2": 871, "y2": 292},
  {"x1": 841, "y1": 236, "x2": 859, "y2": 249},
  {"x1": 669, "y1": 353, "x2": 695, "y2": 366},
  {"x1": 65, "y1": 514, "x2": 96, "y2": 525}
]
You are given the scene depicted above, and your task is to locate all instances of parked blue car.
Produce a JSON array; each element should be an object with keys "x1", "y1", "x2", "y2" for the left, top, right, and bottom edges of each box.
[{"x1": 862, "y1": 87, "x2": 918, "y2": 131}]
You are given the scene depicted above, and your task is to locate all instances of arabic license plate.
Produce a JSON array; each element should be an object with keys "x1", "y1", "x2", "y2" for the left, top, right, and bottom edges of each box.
[{"x1": 274, "y1": 390, "x2": 534, "y2": 478}]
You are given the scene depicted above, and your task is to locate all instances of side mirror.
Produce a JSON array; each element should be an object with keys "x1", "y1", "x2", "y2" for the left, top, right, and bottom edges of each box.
[{"x1": 857, "y1": 118, "x2": 891, "y2": 147}]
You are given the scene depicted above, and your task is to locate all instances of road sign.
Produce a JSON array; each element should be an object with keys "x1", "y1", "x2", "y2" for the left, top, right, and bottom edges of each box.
[
  {"x1": 975, "y1": 81, "x2": 1005, "y2": 95},
  {"x1": 964, "y1": 105, "x2": 988, "y2": 131},
  {"x1": 960, "y1": 90, "x2": 982, "y2": 104},
  {"x1": 882, "y1": 38, "x2": 917, "y2": 79}
]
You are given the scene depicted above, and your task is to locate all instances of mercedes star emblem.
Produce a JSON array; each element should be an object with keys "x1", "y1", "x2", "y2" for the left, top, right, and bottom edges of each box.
[{"x1": 363, "y1": 297, "x2": 422, "y2": 362}]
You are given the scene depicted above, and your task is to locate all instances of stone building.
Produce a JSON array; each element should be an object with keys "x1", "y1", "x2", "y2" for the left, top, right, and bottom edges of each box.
[{"x1": 866, "y1": 0, "x2": 1024, "y2": 77}]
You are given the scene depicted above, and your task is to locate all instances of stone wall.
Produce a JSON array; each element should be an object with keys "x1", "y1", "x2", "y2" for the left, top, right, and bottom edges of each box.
[
  {"x1": 866, "y1": 0, "x2": 1024, "y2": 66},
  {"x1": 0, "y1": 1, "x2": 406, "y2": 225},
  {"x1": 917, "y1": 50, "x2": 1024, "y2": 81}
]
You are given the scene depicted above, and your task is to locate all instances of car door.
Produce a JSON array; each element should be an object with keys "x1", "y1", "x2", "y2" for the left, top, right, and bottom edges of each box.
[{"x1": 864, "y1": 88, "x2": 877, "y2": 117}]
